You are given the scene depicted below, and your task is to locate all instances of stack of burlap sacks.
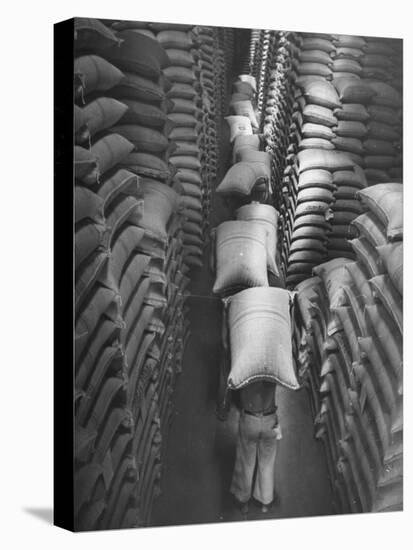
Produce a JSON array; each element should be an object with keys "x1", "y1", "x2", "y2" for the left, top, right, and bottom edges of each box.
[
  {"x1": 274, "y1": 33, "x2": 403, "y2": 285},
  {"x1": 248, "y1": 29, "x2": 403, "y2": 514},
  {"x1": 294, "y1": 183, "x2": 402, "y2": 513},
  {"x1": 74, "y1": 18, "x2": 235, "y2": 530}
]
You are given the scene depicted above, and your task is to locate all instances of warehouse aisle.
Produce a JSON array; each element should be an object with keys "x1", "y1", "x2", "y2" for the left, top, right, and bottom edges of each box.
[{"x1": 151, "y1": 251, "x2": 336, "y2": 527}]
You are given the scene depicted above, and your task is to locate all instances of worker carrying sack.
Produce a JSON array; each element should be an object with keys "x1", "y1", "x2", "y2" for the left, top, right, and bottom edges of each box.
[
  {"x1": 356, "y1": 183, "x2": 403, "y2": 241},
  {"x1": 225, "y1": 115, "x2": 253, "y2": 142},
  {"x1": 237, "y1": 74, "x2": 257, "y2": 92},
  {"x1": 213, "y1": 221, "x2": 269, "y2": 295},
  {"x1": 230, "y1": 100, "x2": 259, "y2": 129},
  {"x1": 225, "y1": 287, "x2": 300, "y2": 390},
  {"x1": 236, "y1": 203, "x2": 280, "y2": 276},
  {"x1": 216, "y1": 162, "x2": 269, "y2": 197},
  {"x1": 232, "y1": 134, "x2": 261, "y2": 163}
]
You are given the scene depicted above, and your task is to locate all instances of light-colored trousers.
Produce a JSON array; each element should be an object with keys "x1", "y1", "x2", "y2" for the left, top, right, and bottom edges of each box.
[{"x1": 230, "y1": 410, "x2": 281, "y2": 505}]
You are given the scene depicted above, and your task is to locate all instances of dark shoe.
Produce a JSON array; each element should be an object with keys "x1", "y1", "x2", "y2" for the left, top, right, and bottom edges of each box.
[{"x1": 240, "y1": 502, "x2": 249, "y2": 515}]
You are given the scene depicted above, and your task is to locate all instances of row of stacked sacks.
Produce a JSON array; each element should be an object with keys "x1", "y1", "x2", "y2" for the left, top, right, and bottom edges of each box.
[
  {"x1": 74, "y1": 18, "x2": 191, "y2": 530},
  {"x1": 276, "y1": 33, "x2": 403, "y2": 285},
  {"x1": 260, "y1": 32, "x2": 301, "y2": 213},
  {"x1": 212, "y1": 73, "x2": 301, "y2": 398},
  {"x1": 294, "y1": 183, "x2": 402, "y2": 514},
  {"x1": 283, "y1": 148, "x2": 367, "y2": 287},
  {"x1": 104, "y1": 19, "x2": 226, "y2": 271},
  {"x1": 290, "y1": 32, "x2": 402, "y2": 184}
]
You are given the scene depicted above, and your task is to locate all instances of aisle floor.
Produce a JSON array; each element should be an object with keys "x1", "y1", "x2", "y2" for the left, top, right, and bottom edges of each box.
[{"x1": 151, "y1": 250, "x2": 336, "y2": 527}]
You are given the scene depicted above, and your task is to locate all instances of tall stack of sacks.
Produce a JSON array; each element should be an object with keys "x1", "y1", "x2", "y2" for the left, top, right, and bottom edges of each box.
[
  {"x1": 284, "y1": 124, "x2": 364, "y2": 285},
  {"x1": 329, "y1": 35, "x2": 369, "y2": 169},
  {"x1": 258, "y1": 32, "x2": 300, "y2": 288},
  {"x1": 248, "y1": 28, "x2": 262, "y2": 76},
  {"x1": 286, "y1": 32, "x2": 403, "y2": 275},
  {"x1": 74, "y1": 19, "x2": 147, "y2": 532},
  {"x1": 327, "y1": 35, "x2": 402, "y2": 185},
  {"x1": 285, "y1": 34, "x2": 338, "y2": 282},
  {"x1": 256, "y1": 30, "x2": 275, "y2": 114},
  {"x1": 213, "y1": 30, "x2": 230, "y2": 153},
  {"x1": 262, "y1": 32, "x2": 298, "y2": 184},
  {"x1": 215, "y1": 35, "x2": 230, "y2": 165},
  {"x1": 359, "y1": 37, "x2": 403, "y2": 185},
  {"x1": 74, "y1": 17, "x2": 191, "y2": 529},
  {"x1": 154, "y1": 25, "x2": 206, "y2": 270},
  {"x1": 128, "y1": 178, "x2": 190, "y2": 525},
  {"x1": 350, "y1": 183, "x2": 403, "y2": 513},
  {"x1": 295, "y1": 183, "x2": 402, "y2": 514},
  {"x1": 106, "y1": 19, "x2": 191, "y2": 526},
  {"x1": 191, "y1": 26, "x2": 220, "y2": 239}
]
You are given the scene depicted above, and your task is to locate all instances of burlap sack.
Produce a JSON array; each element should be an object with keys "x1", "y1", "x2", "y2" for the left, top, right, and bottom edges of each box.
[
  {"x1": 111, "y1": 72, "x2": 165, "y2": 104},
  {"x1": 303, "y1": 104, "x2": 338, "y2": 127},
  {"x1": 227, "y1": 287, "x2": 299, "y2": 389},
  {"x1": 356, "y1": 183, "x2": 403, "y2": 241},
  {"x1": 106, "y1": 30, "x2": 169, "y2": 79},
  {"x1": 333, "y1": 77, "x2": 376, "y2": 104},
  {"x1": 298, "y1": 138, "x2": 335, "y2": 151},
  {"x1": 236, "y1": 203, "x2": 279, "y2": 276},
  {"x1": 74, "y1": 17, "x2": 122, "y2": 53},
  {"x1": 138, "y1": 180, "x2": 180, "y2": 242},
  {"x1": 313, "y1": 258, "x2": 353, "y2": 309},
  {"x1": 213, "y1": 221, "x2": 269, "y2": 295},
  {"x1": 298, "y1": 150, "x2": 355, "y2": 172},
  {"x1": 376, "y1": 242, "x2": 403, "y2": 295},
  {"x1": 83, "y1": 97, "x2": 128, "y2": 137},
  {"x1": 369, "y1": 274, "x2": 402, "y2": 333},
  {"x1": 351, "y1": 212, "x2": 387, "y2": 247},
  {"x1": 74, "y1": 55, "x2": 125, "y2": 97},
  {"x1": 334, "y1": 103, "x2": 370, "y2": 122}
]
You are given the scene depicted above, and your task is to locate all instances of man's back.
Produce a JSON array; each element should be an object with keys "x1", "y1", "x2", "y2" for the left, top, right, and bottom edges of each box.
[{"x1": 239, "y1": 381, "x2": 276, "y2": 414}]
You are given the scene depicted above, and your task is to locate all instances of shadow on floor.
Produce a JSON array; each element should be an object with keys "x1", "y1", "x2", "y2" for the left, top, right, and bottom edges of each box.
[{"x1": 23, "y1": 507, "x2": 53, "y2": 524}]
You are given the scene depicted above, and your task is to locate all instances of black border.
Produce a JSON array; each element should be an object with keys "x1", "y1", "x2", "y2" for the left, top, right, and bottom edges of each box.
[{"x1": 53, "y1": 17, "x2": 75, "y2": 532}]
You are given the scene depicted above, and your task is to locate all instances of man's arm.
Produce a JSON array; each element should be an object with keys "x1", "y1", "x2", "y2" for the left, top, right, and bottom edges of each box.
[
  {"x1": 209, "y1": 227, "x2": 216, "y2": 273},
  {"x1": 217, "y1": 298, "x2": 231, "y2": 420}
]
